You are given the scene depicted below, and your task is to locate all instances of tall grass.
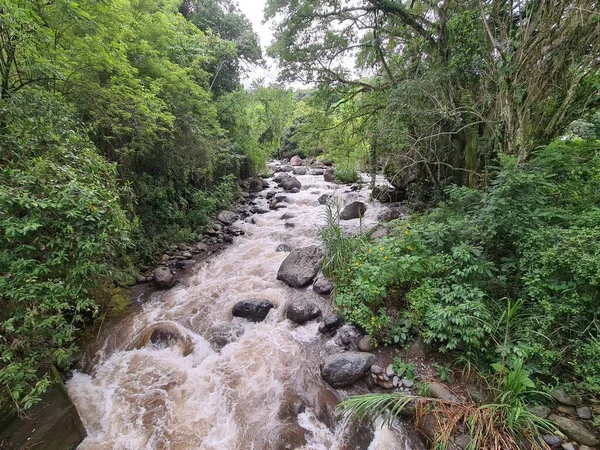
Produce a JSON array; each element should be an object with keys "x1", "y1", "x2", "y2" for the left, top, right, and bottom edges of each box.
[{"x1": 318, "y1": 199, "x2": 356, "y2": 278}]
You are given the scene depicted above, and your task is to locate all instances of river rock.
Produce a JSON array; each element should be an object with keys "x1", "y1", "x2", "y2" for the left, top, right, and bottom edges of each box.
[
  {"x1": 577, "y1": 406, "x2": 592, "y2": 420},
  {"x1": 274, "y1": 172, "x2": 291, "y2": 183},
  {"x1": 528, "y1": 405, "x2": 551, "y2": 419},
  {"x1": 281, "y1": 176, "x2": 302, "y2": 191},
  {"x1": 543, "y1": 435, "x2": 564, "y2": 447},
  {"x1": 293, "y1": 166, "x2": 308, "y2": 175},
  {"x1": 427, "y1": 382, "x2": 461, "y2": 403},
  {"x1": 318, "y1": 193, "x2": 332, "y2": 205},
  {"x1": 250, "y1": 205, "x2": 269, "y2": 214},
  {"x1": 320, "y1": 352, "x2": 376, "y2": 388},
  {"x1": 548, "y1": 414, "x2": 599, "y2": 446},
  {"x1": 154, "y1": 266, "x2": 175, "y2": 289},
  {"x1": 357, "y1": 335, "x2": 374, "y2": 352},
  {"x1": 196, "y1": 242, "x2": 208, "y2": 252},
  {"x1": 280, "y1": 213, "x2": 295, "y2": 220},
  {"x1": 207, "y1": 322, "x2": 244, "y2": 349},
  {"x1": 324, "y1": 169, "x2": 334, "y2": 182},
  {"x1": 232, "y1": 299, "x2": 274, "y2": 322},
  {"x1": 274, "y1": 165, "x2": 294, "y2": 173},
  {"x1": 318, "y1": 314, "x2": 342, "y2": 334},
  {"x1": 277, "y1": 245, "x2": 323, "y2": 288},
  {"x1": 217, "y1": 210, "x2": 238, "y2": 225},
  {"x1": 175, "y1": 259, "x2": 196, "y2": 269},
  {"x1": 286, "y1": 299, "x2": 321, "y2": 324},
  {"x1": 340, "y1": 202, "x2": 367, "y2": 220},
  {"x1": 313, "y1": 275, "x2": 334, "y2": 295},
  {"x1": 310, "y1": 169, "x2": 324, "y2": 175},
  {"x1": 552, "y1": 389, "x2": 583, "y2": 406},
  {"x1": 333, "y1": 325, "x2": 361, "y2": 350},
  {"x1": 290, "y1": 155, "x2": 303, "y2": 166},
  {"x1": 561, "y1": 443, "x2": 576, "y2": 450}
]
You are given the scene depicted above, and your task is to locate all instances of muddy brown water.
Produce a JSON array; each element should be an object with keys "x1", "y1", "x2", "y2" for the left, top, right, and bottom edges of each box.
[{"x1": 67, "y1": 168, "x2": 425, "y2": 450}]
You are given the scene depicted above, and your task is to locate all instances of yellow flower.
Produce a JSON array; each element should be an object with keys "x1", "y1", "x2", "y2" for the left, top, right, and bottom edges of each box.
[
  {"x1": 404, "y1": 230, "x2": 410, "y2": 236},
  {"x1": 355, "y1": 261, "x2": 361, "y2": 267},
  {"x1": 407, "y1": 222, "x2": 412, "y2": 228},
  {"x1": 384, "y1": 256, "x2": 388, "y2": 260},
  {"x1": 347, "y1": 268, "x2": 351, "y2": 273},
  {"x1": 379, "y1": 246, "x2": 384, "y2": 252},
  {"x1": 407, "y1": 245, "x2": 414, "y2": 251},
  {"x1": 368, "y1": 248, "x2": 373, "y2": 253}
]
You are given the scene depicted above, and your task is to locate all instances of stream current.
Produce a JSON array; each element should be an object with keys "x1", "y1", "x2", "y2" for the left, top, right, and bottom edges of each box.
[{"x1": 67, "y1": 167, "x2": 425, "y2": 450}]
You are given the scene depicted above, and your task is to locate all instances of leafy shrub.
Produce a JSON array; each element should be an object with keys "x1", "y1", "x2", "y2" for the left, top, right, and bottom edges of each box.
[
  {"x1": 334, "y1": 165, "x2": 359, "y2": 184},
  {"x1": 0, "y1": 90, "x2": 133, "y2": 412}
]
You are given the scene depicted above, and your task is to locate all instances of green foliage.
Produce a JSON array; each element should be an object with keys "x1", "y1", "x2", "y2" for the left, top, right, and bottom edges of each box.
[
  {"x1": 392, "y1": 358, "x2": 416, "y2": 380},
  {"x1": 334, "y1": 165, "x2": 359, "y2": 184},
  {"x1": 0, "y1": 89, "x2": 133, "y2": 411}
]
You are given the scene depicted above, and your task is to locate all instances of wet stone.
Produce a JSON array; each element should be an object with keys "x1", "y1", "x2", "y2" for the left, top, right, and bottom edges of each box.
[
  {"x1": 543, "y1": 435, "x2": 564, "y2": 447},
  {"x1": 370, "y1": 364, "x2": 383, "y2": 375},
  {"x1": 385, "y1": 364, "x2": 395, "y2": 378},
  {"x1": 318, "y1": 314, "x2": 341, "y2": 334},
  {"x1": 528, "y1": 405, "x2": 552, "y2": 419},
  {"x1": 357, "y1": 335, "x2": 374, "y2": 352},
  {"x1": 232, "y1": 299, "x2": 274, "y2": 322}
]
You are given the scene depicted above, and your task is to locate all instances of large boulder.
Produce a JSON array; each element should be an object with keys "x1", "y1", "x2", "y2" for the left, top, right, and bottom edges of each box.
[
  {"x1": 232, "y1": 299, "x2": 274, "y2": 322},
  {"x1": 277, "y1": 245, "x2": 323, "y2": 288},
  {"x1": 548, "y1": 414, "x2": 598, "y2": 446},
  {"x1": 286, "y1": 299, "x2": 321, "y2": 324},
  {"x1": 275, "y1": 165, "x2": 294, "y2": 173},
  {"x1": 321, "y1": 352, "x2": 376, "y2": 388},
  {"x1": 324, "y1": 169, "x2": 334, "y2": 182},
  {"x1": 281, "y1": 176, "x2": 302, "y2": 192},
  {"x1": 217, "y1": 210, "x2": 238, "y2": 225},
  {"x1": 154, "y1": 266, "x2": 175, "y2": 289},
  {"x1": 290, "y1": 155, "x2": 304, "y2": 166},
  {"x1": 340, "y1": 202, "x2": 367, "y2": 220}
]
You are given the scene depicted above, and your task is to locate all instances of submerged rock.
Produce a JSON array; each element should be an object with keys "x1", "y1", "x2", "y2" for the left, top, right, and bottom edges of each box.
[
  {"x1": 207, "y1": 322, "x2": 244, "y2": 349},
  {"x1": 320, "y1": 352, "x2": 376, "y2": 388},
  {"x1": 232, "y1": 299, "x2": 274, "y2": 322},
  {"x1": 340, "y1": 201, "x2": 367, "y2": 220},
  {"x1": 277, "y1": 245, "x2": 323, "y2": 288}
]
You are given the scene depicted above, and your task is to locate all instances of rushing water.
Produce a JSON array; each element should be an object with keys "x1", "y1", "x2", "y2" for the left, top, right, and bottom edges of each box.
[{"x1": 67, "y1": 168, "x2": 425, "y2": 450}]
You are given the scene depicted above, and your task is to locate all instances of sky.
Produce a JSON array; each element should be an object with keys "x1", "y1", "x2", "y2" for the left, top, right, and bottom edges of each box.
[{"x1": 236, "y1": 0, "x2": 279, "y2": 86}]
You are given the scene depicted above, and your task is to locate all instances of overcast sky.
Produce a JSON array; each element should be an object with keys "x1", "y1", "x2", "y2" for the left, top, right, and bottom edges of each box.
[{"x1": 237, "y1": 0, "x2": 279, "y2": 86}]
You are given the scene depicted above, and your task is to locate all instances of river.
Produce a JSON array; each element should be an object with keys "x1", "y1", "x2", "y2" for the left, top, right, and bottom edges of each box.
[{"x1": 66, "y1": 166, "x2": 425, "y2": 450}]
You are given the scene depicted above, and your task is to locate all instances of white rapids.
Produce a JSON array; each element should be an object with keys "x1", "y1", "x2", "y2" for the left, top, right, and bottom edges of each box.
[{"x1": 67, "y1": 167, "x2": 425, "y2": 450}]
